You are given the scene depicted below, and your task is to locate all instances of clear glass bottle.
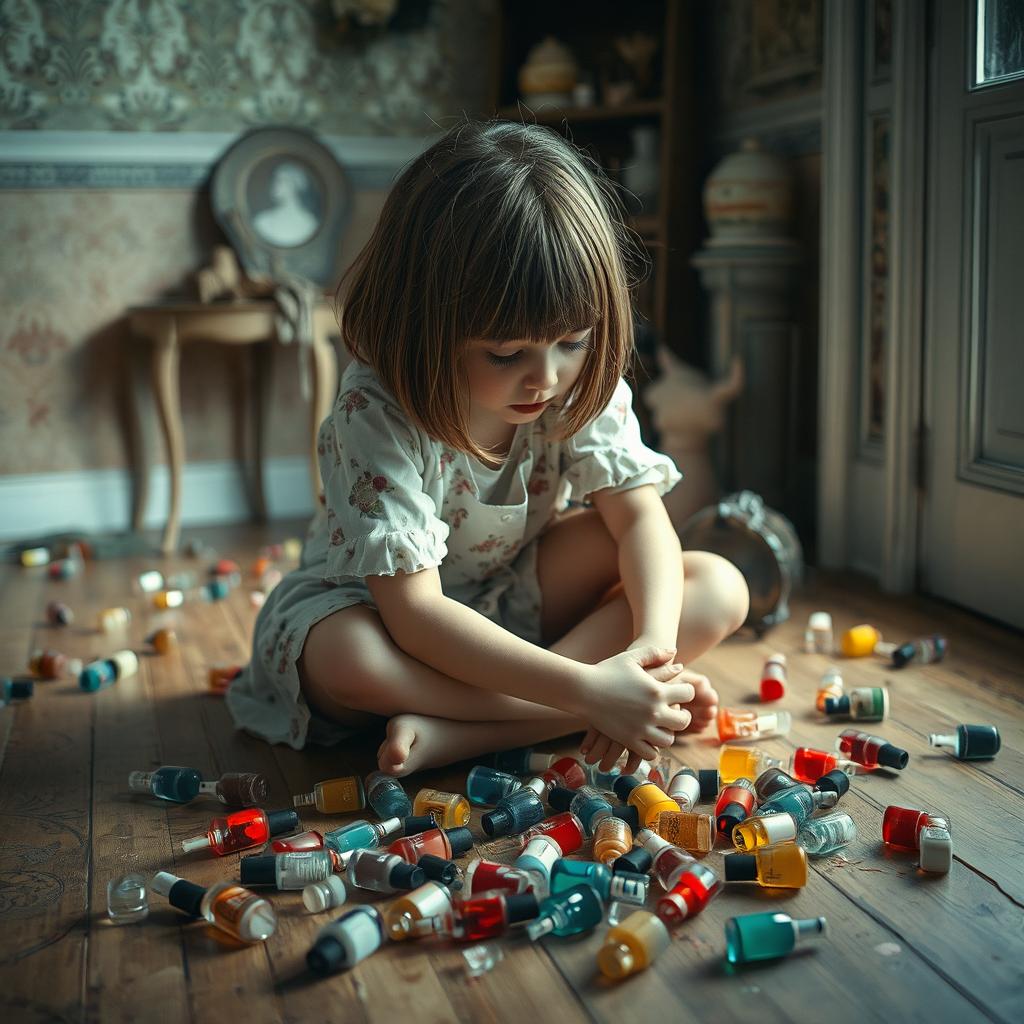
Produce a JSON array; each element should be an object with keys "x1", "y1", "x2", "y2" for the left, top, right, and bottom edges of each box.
[
  {"x1": 653, "y1": 810, "x2": 715, "y2": 853},
  {"x1": 597, "y1": 910, "x2": 671, "y2": 980},
  {"x1": 717, "y1": 707, "x2": 792, "y2": 743},
  {"x1": 928, "y1": 724, "x2": 1001, "y2": 761},
  {"x1": 364, "y1": 771, "x2": 413, "y2": 818},
  {"x1": 127, "y1": 766, "x2": 202, "y2": 803},
  {"x1": 303, "y1": 875, "x2": 347, "y2": 913},
  {"x1": 724, "y1": 843, "x2": 808, "y2": 889},
  {"x1": 667, "y1": 768, "x2": 701, "y2": 811},
  {"x1": 593, "y1": 816, "x2": 633, "y2": 866},
  {"x1": 613, "y1": 775, "x2": 678, "y2": 828},
  {"x1": 518, "y1": 812, "x2": 585, "y2": 856},
  {"x1": 385, "y1": 881, "x2": 454, "y2": 940},
  {"x1": 797, "y1": 810, "x2": 857, "y2": 856},
  {"x1": 824, "y1": 686, "x2": 889, "y2": 721},
  {"x1": 526, "y1": 884, "x2": 604, "y2": 940},
  {"x1": 200, "y1": 882, "x2": 278, "y2": 943},
  {"x1": 413, "y1": 788, "x2": 472, "y2": 828},
  {"x1": 439, "y1": 891, "x2": 540, "y2": 941},
  {"x1": 198, "y1": 772, "x2": 269, "y2": 807},
  {"x1": 816, "y1": 666, "x2": 844, "y2": 712},
  {"x1": 791, "y1": 748, "x2": 859, "y2": 784},
  {"x1": 481, "y1": 785, "x2": 546, "y2": 837},
  {"x1": 293, "y1": 776, "x2": 366, "y2": 814},
  {"x1": 386, "y1": 825, "x2": 474, "y2": 863},
  {"x1": 720, "y1": 746, "x2": 783, "y2": 784},
  {"x1": 181, "y1": 807, "x2": 300, "y2": 856},
  {"x1": 637, "y1": 828, "x2": 700, "y2": 890},
  {"x1": 465, "y1": 765, "x2": 522, "y2": 805},
  {"x1": 347, "y1": 849, "x2": 425, "y2": 893},
  {"x1": 240, "y1": 851, "x2": 336, "y2": 889},
  {"x1": 325, "y1": 817, "x2": 404, "y2": 857},
  {"x1": 655, "y1": 862, "x2": 721, "y2": 925},
  {"x1": 107, "y1": 873, "x2": 149, "y2": 924},
  {"x1": 732, "y1": 812, "x2": 798, "y2": 851},
  {"x1": 714, "y1": 779, "x2": 756, "y2": 837},
  {"x1": 725, "y1": 912, "x2": 828, "y2": 964},
  {"x1": 759, "y1": 786, "x2": 837, "y2": 827},
  {"x1": 837, "y1": 729, "x2": 909, "y2": 770},
  {"x1": 307, "y1": 906, "x2": 383, "y2": 974}
]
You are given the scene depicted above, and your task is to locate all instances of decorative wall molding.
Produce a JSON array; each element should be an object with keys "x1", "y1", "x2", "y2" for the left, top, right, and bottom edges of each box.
[
  {"x1": 0, "y1": 131, "x2": 431, "y2": 190},
  {"x1": 0, "y1": 457, "x2": 314, "y2": 541}
]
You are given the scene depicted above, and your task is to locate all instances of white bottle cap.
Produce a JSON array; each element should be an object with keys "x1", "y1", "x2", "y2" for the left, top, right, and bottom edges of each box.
[
  {"x1": 918, "y1": 827, "x2": 953, "y2": 874},
  {"x1": 302, "y1": 875, "x2": 347, "y2": 913},
  {"x1": 150, "y1": 871, "x2": 180, "y2": 897},
  {"x1": 757, "y1": 812, "x2": 798, "y2": 847},
  {"x1": 111, "y1": 650, "x2": 139, "y2": 679},
  {"x1": 809, "y1": 611, "x2": 833, "y2": 630}
]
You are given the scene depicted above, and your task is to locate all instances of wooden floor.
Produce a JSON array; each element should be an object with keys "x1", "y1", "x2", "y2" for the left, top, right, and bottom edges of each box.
[{"x1": 1, "y1": 521, "x2": 1022, "y2": 1024}]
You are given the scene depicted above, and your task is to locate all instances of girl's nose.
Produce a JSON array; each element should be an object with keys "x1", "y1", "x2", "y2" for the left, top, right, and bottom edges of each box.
[{"x1": 524, "y1": 353, "x2": 559, "y2": 392}]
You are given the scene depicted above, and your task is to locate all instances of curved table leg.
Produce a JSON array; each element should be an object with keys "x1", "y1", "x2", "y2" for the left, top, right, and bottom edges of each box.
[
  {"x1": 309, "y1": 326, "x2": 337, "y2": 503},
  {"x1": 150, "y1": 317, "x2": 184, "y2": 554}
]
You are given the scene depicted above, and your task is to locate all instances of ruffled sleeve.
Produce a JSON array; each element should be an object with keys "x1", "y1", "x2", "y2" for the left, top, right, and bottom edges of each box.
[
  {"x1": 561, "y1": 377, "x2": 683, "y2": 503},
  {"x1": 318, "y1": 371, "x2": 449, "y2": 582}
]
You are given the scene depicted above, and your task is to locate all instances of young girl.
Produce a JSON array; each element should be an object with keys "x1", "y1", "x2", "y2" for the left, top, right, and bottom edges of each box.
[{"x1": 227, "y1": 120, "x2": 749, "y2": 778}]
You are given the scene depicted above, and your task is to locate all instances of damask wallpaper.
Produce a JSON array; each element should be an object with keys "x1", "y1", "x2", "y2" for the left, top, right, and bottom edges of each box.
[{"x1": 0, "y1": 0, "x2": 494, "y2": 481}]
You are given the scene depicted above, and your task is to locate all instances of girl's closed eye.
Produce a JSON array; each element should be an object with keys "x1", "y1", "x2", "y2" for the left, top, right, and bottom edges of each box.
[{"x1": 485, "y1": 337, "x2": 593, "y2": 368}]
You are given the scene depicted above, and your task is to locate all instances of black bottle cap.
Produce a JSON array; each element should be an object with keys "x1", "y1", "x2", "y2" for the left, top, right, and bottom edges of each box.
[
  {"x1": 814, "y1": 769, "x2": 850, "y2": 799},
  {"x1": 418, "y1": 854, "x2": 459, "y2": 885},
  {"x1": 169, "y1": 879, "x2": 206, "y2": 917},
  {"x1": 878, "y1": 743, "x2": 910, "y2": 770},
  {"x1": 504, "y1": 892, "x2": 540, "y2": 924},
  {"x1": 716, "y1": 802, "x2": 748, "y2": 836},
  {"x1": 239, "y1": 855, "x2": 278, "y2": 886},
  {"x1": 892, "y1": 641, "x2": 915, "y2": 667},
  {"x1": 613, "y1": 774, "x2": 643, "y2": 801},
  {"x1": 824, "y1": 696, "x2": 851, "y2": 715},
  {"x1": 388, "y1": 861, "x2": 425, "y2": 891},
  {"x1": 444, "y1": 826, "x2": 474, "y2": 856},
  {"x1": 611, "y1": 804, "x2": 640, "y2": 831},
  {"x1": 962, "y1": 724, "x2": 1001, "y2": 756},
  {"x1": 7, "y1": 678, "x2": 34, "y2": 699},
  {"x1": 723, "y1": 853, "x2": 759, "y2": 882},
  {"x1": 548, "y1": 786, "x2": 575, "y2": 813},
  {"x1": 266, "y1": 809, "x2": 301, "y2": 836},
  {"x1": 481, "y1": 807, "x2": 510, "y2": 837},
  {"x1": 697, "y1": 769, "x2": 721, "y2": 802},
  {"x1": 307, "y1": 935, "x2": 346, "y2": 976},
  {"x1": 402, "y1": 814, "x2": 436, "y2": 836},
  {"x1": 613, "y1": 848, "x2": 652, "y2": 875}
]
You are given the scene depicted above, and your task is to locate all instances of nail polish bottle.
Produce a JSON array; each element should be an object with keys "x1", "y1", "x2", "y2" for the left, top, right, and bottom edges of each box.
[
  {"x1": 198, "y1": 772, "x2": 269, "y2": 807},
  {"x1": 546, "y1": 756, "x2": 587, "y2": 790},
  {"x1": 813, "y1": 769, "x2": 851, "y2": 800},
  {"x1": 326, "y1": 817, "x2": 404, "y2": 857},
  {"x1": 753, "y1": 766, "x2": 799, "y2": 801},
  {"x1": 98, "y1": 607, "x2": 131, "y2": 632},
  {"x1": 720, "y1": 746, "x2": 784, "y2": 785},
  {"x1": 565, "y1": 786, "x2": 614, "y2": 835},
  {"x1": 816, "y1": 666, "x2": 844, "y2": 712},
  {"x1": 837, "y1": 729, "x2": 909, "y2": 770},
  {"x1": 613, "y1": 774, "x2": 678, "y2": 828},
  {"x1": 481, "y1": 784, "x2": 546, "y2": 837},
  {"x1": 491, "y1": 746, "x2": 553, "y2": 774},
  {"x1": 526, "y1": 884, "x2": 604, "y2": 940},
  {"x1": 791, "y1": 747, "x2": 859, "y2": 784},
  {"x1": 724, "y1": 843, "x2": 808, "y2": 889},
  {"x1": 241, "y1": 850, "x2": 336, "y2": 889},
  {"x1": 882, "y1": 805, "x2": 950, "y2": 850},
  {"x1": 928, "y1": 724, "x2": 1001, "y2": 761},
  {"x1": 46, "y1": 600, "x2": 73, "y2": 626},
  {"x1": 465, "y1": 765, "x2": 523, "y2": 805},
  {"x1": 29, "y1": 648, "x2": 69, "y2": 679},
  {"x1": 519, "y1": 812, "x2": 586, "y2": 855},
  {"x1": 440, "y1": 891, "x2": 540, "y2": 941},
  {"x1": 824, "y1": 687, "x2": 889, "y2": 722},
  {"x1": 1, "y1": 677, "x2": 34, "y2": 703},
  {"x1": 152, "y1": 589, "x2": 184, "y2": 610},
  {"x1": 653, "y1": 810, "x2": 715, "y2": 853},
  {"x1": 145, "y1": 627, "x2": 176, "y2": 654},
  {"x1": 613, "y1": 847, "x2": 653, "y2": 876},
  {"x1": 637, "y1": 828, "x2": 700, "y2": 890},
  {"x1": 725, "y1": 912, "x2": 828, "y2": 964},
  {"x1": 697, "y1": 768, "x2": 721, "y2": 802},
  {"x1": 655, "y1": 862, "x2": 721, "y2": 924},
  {"x1": 918, "y1": 824, "x2": 953, "y2": 874},
  {"x1": 549, "y1": 859, "x2": 648, "y2": 906},
  {"x1": 200, "y1": 881, "x2": 278, "y2": 942},
  {"x1": 417, "y1": 854, "x2": 463, "y2": 889},
  {"x1": 667, "y1": 768, "x2": 701, "y2": 811},
  {"x1": 512, "y1": 835, "x2": 562, "y2": 897},
  {"x1": 402, "y1": 814, "x2": 438, "y2": 837},
  {"x1": 714, "y1": 779, "x2": 757, "y2": 837},
  {"x1": 302, "y1": 875, "x2": 348, "y2": 913},
  {"x1": 597, "y1": 911, "x2": 671, "y2": 980},
  {"x1": 150, "y1": 871, "x2": 206, "y2": 919},
  {"x1": 364, "y1": 771, "x2": 413, "y2": 818},
  {"x1": 891, "y1": 634, "x2": 947, "y2": 668},
  {"x1": 307, "y1": 906, "x2": 383, "y2": 975},
  {"x1": 128, "y1": 766, "x2": 202, "y2": 803},
  {"x1": 797, "y1": 810, "x2": 858, "y2": 856},
  {"x1": 413, "y1": 788, "x2": 472, "y2": 829},
  {"x1": 272, "y1": 829, "x2": 325, "y2": 853},
  {"x1": 731, "y1": 812, "x2": 798, "y2": 851},
  {"x1": 464, "y1": 858, "x2": 530, "y2": 896},
  {"x1": 593, "y1": 816, "x2": 633, "y2": 866},
  {"x1": 717, "y1": 707, "x2": 792, "y2": 743},
  {"x1": 208, "y1": 665, "x2": 242, "y2": 695},
  {"x1": 759, "y1": 653, "x2": 787, "y2": 701},
  {"x1": 181, "y1": 807, "x2": 300, "y2": 856},
  {"x1": 20, "y1": 545, "x2": 49, "y2": 566},
  {"x1": 807, "y1": 611, "x2": 835, "y2": 653},
  {"x1": 293, "y1": 776, "x2": 366, "y2": 814},
  {"x1": 386, "y1": 825, "x2": 474, "y2": 863},
  {"x1": 347, "y1": 849, "x2": 425, "y2": 893},
  {"x1": 79, "y1": 650, "x2": 138, "y2": 692},
  {"x1": 758, "y1": 787, "x2": 837, "y2": 828},
  {"x1": 385, "y1": 881, "x2": 454, "y2": 940},
  {"x1": 107, "y1": 873, "x2": 149, "y2": 924}
]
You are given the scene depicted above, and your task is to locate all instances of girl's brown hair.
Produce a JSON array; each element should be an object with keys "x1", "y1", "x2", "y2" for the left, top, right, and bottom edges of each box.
[{"x1": 337, "y1": 119, "x2": 643, "y2": 465}]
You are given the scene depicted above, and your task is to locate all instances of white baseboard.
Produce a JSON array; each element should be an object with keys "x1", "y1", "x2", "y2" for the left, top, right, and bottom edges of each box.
[{"x1": 0, "y1": 458, "x2": 314, "y2": 540}]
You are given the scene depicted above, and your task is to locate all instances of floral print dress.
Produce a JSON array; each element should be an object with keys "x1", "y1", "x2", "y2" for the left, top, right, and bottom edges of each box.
[{"x1": 225, "y1": 360, "x2": 682, "y2": 749}]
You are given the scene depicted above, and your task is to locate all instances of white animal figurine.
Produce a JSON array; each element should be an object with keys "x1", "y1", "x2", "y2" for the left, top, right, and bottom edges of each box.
[{"x1": 643, "y1": 349, "x2": 744, "y2": 531}]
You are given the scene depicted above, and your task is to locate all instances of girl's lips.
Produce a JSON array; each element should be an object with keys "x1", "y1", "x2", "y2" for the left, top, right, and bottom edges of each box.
[{"x1": 510, "y1": 400, "x2": 550, "y2": 412}]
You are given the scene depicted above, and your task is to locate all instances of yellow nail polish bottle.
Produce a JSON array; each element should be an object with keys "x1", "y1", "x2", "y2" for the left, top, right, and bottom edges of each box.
[
  {"x1": 724, "y1": 842, "x2": 807, "y2": 888},
  {"x1": 654, "y1": 810, "x2": 715, "y2": 853},
  {"x1": 613, "y1": 775, "x2": 677, "y2": 828},
  {"x1": 293, "y1": 776, "x2": 366, "y2": 814},
  {"x1": 597, "y1": 910, "x2": 671, "y2": 980},
  {"x1": 719, "y1": 745, "x2": 784, "y2": 784},
  {"x1": 385, "y1": 881, "x2": 454, "y2": 940},
  {"x1": 413, "y1": 788, "x2": 472, "y2": 829},
  {"x1": 732, "y1": 812, "x2": 798, "y2": 851}
]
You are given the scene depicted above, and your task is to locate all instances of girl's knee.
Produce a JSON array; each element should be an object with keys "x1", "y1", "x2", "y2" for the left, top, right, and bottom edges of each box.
[
  {"x1": 301, "y1": 604, "x2": 394, "y2": 700},
  {"x1": 684, "y1": 551, "x2": 749, "y2": 636}
]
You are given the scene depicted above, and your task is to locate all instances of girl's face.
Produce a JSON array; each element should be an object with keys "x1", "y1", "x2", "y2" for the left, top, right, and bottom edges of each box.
[{"x1": 464, "y1": 328, "x2": 594, "y2": 443}]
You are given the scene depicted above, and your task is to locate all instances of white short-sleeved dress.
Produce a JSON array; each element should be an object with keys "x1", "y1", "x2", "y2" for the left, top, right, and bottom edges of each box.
[{"x1": 226, "y1": 360, "x2": 682, "y2": 749}]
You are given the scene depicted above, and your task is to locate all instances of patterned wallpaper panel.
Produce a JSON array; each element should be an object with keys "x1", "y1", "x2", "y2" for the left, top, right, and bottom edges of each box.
[{"x1": 0, "y1": 0, "x2": 494, "y2": 133}]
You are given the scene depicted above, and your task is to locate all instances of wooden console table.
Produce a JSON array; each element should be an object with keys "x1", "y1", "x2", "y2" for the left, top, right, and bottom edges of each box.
[{"x1": 128, "y1": 301, "x2": 340, "y2": 554}]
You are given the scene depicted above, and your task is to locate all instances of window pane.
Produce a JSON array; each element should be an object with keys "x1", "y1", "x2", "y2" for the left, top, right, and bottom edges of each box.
[{"x1": 976, "y1": 0, "x2": 1024, "y2": 86}]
